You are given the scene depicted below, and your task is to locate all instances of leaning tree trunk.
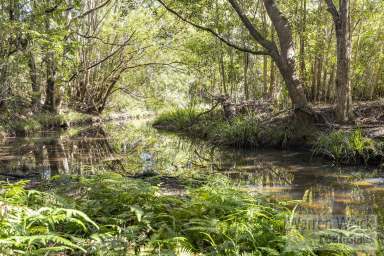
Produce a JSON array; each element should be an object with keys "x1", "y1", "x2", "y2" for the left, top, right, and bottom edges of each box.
[
  {"x1": 160, "y1": 0, "x2": 310, "y2": 110},
  {"x1": 262, "y1": 0, "x2": 308, "y2": 109},
  {"x1": 226, "y1": 0, "x2": 309, "y2": 109},
  {"x1": 325, "y1": 0, "x2": 353, "y2": 123}
]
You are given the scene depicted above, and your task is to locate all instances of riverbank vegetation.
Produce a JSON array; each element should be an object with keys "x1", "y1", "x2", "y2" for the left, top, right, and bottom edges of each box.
[{"x1": 154, "y1": 107, "x2": 384, "y2": 165}]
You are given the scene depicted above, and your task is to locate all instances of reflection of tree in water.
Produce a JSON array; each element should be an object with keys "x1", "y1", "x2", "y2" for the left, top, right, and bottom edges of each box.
[
  {"x1": 0, "y1": 126, "x2": 121, "y2": 179},
  {"x1": 213, "y1": 148, "x2": 384, "y2": 219},
  {"x1": 1, "y1": 124, "x2": 384, "y2": 231}
]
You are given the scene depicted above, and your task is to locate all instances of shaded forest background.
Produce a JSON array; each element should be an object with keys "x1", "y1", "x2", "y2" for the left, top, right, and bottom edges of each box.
[{"x1": 0, "y1": 0, "x2": 383, "y2": 123}]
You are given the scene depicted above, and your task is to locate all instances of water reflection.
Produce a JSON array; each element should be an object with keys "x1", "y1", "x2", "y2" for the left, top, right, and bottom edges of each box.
[
  {"x1": 0, "y1": 126, "x2": 123, "y2": 179},
  {"x1": 0, "y1": 121, "x2": 383, "y2": 231}
]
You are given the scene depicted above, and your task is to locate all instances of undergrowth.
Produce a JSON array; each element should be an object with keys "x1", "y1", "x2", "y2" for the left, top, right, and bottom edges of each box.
[
  {"x1": 313, "y1": 129, "x2": 383, "y2": 164},
  {"x1": 154, "y1": 108, "x2": 384, "y2": 165},
  {"x1": 153, "y1": 108, "x2": 271, "y2": 148},
  {"x1": 1, "y1": 174, "x2": 374, "y2": 255},
  {"x1": 153, "y1": 108, "x2": 201, "y2": 131},
  {"x1": 0, "y1": 108, "x2": 94, "y2": 136}
]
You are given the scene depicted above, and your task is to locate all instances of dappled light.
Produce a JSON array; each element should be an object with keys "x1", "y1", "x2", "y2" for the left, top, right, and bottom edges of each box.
[{"x1": 1, "y1": 0, "x2": 384, "y2": 254}]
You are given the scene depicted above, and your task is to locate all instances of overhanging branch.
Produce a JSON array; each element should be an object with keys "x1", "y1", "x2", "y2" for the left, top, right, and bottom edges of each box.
[{"x1": 157, "y1": 0, "x2": 269, "y2": 56}]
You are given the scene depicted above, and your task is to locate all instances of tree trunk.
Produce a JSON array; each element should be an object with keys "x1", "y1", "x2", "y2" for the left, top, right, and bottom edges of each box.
[
  {"x1": 326, "y1": 64, "x2": 335, "y2": 102},
  {"x1": 315, "y1": 55, "x2": 323, "y2": 102},
  {"x1": 325, "y1": 0, "x2": 353, "y2": 123},
  {"x1": 262, "y1": 8, "x2": 269, "y2": 97},
  {"x1": 262, "y1": 0, "x2": 308, "y2": 109},
  {"x1": 219, "y1": 43, "x2": 227, "y2": 95},
  {"x1": 28, "y1": 52, "x2": 41, "y2": 111},
  {"x1": 44, "y1": 51, "x2": 57, "y2": 113},
  {"x1": 299, "y1": 0, "x2": 306, "y2": 82},
  {"x1": 244, "y1": 52, "x2": 250, "y2": 100},
  {"x1": 311, "y1": 59, "x2": 317, "y2": 101},
  {"x1": 227, "y1": 0, "x2": 309, "y2": 109}
]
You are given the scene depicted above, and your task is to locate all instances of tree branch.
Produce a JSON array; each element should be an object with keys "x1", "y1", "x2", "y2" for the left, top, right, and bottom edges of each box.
[
  {"x1": 227, "y1": 0, "x2": 277, "y2": 53},
  {"x1": 324, "y1": 0, "x2": 340, "y2": 21},
  {"x1": 80, "y1": 0, "x2": 112, "y2": 18},
  {"x1": 157, "y1": 0, "x2": 269, "y2": 56},
  {"x1": 124, "y1": 61, "x2": 185, "y2": 70},
  {"x1": 66, "y1": 34, "x2": 137, "y2": 82}
]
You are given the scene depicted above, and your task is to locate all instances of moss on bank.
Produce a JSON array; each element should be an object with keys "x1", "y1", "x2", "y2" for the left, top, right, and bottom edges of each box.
[
  {"x1": 0, "y1": 173, "x2": 376, "y2": 255},
  {"x1": 153, "y1": 108, "x2": 384, "y2": 166}
]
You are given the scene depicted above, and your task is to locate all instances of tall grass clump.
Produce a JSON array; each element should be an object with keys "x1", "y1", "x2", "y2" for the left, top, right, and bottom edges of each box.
[
  {"x1": 153, "y1": 108, "x2": 201, "y2": 131},
  {"x1": 209, "y1": 114, "x2": 261, "y2": 147},
  {"x1": 313, "y1": 129, "x2": 380, "y2": 164},
  {"x1": 154, "y1": 107, "x2": 263, "y2": 147}
]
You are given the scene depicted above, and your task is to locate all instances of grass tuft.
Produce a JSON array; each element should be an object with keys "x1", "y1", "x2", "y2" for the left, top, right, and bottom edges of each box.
[
  {"x1": 153, "y1": 108, "x2": 201, "y2": 131},
  {"x1": 313, "y1": 129, "x2": 381, "y2": 164}
]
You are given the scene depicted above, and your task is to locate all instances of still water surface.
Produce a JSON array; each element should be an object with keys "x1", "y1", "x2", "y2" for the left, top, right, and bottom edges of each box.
[{"x1": 0, "y1": 119, "x2": 383, "y2": 228}]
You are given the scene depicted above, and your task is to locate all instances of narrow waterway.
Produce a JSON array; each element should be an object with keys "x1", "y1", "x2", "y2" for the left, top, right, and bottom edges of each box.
[{"x1": 1, "y1": 119, "x2": 383, "y2": 232}]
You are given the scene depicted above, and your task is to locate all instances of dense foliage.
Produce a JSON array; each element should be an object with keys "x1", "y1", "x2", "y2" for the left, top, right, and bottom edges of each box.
[
  {"x1": 1, "y1": 174, "x2": 379, "y2": 255},
  {"x1": 1, "y1": 0, "x2": 384, "y2": 120}
]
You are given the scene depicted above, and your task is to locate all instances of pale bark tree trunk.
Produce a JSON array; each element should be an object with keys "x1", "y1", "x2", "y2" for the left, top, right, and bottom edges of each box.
[
  {"x1": 262, "y1": 8, "x2": 269, "y2": 97},
  {"x1": 311, "y1": 60, "x2": 317, "y2": 101},
  {"x1": 0, "y1": 65, "x2": 8, "y2": 109},
  {"x1": 326, "y1": 64, "x2": 335, "y2": 102},
  {"x1": 44, "y1": 51, "x2": 57, "y2": 113},
  {"x1": 28, "y1": 52, "x2": 41, "y2": 111},
  {"x1": 244, "y1": 52, "x2": 250, "y2": 100},
  {"x1": 325, "y1": 0, "x2": 353, "y2": 123},
  {"x1": 227, "y1": 0, "x2": 309, "y2": 109},
  {"x1": 43, "y1": 14, "x2": 58, "y2": 114},
  {"x1": 269, "y1": 29, "x2": 276, "y2": 99},
  {"x1": 299, "y1": 0, "x2": 306, "y2": 82},
  {"x1": 315, "y1": 55, "x2": 323, "y2": 102},
  {"x1": 219, "y1": 45, "x2": 227, "y2": 95}
]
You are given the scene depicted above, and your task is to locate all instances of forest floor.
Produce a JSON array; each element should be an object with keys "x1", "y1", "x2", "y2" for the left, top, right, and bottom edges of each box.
[{"x1": 312, "y1": 100, "x2": 384, "y2": 138}]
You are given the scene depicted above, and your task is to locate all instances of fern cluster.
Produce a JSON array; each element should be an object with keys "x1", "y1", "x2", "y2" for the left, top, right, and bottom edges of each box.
[
  {"x1": 0, "y1": 181, "x2": 98, "y2": 255},
  {"x1": 1, "y1": 174, "x2": 380, "y2": 255}
]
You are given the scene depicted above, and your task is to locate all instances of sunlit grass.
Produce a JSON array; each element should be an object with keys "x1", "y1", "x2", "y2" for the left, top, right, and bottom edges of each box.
[
  {"x1": 153, "y1": 108, "x2": 202, "y2": 131},
  {"x1": 153, "y1": 108, "x2": 288, "y2": 148},
  {"x1": 313, "y1": 129, "x2": 382, "y2": 164}
]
